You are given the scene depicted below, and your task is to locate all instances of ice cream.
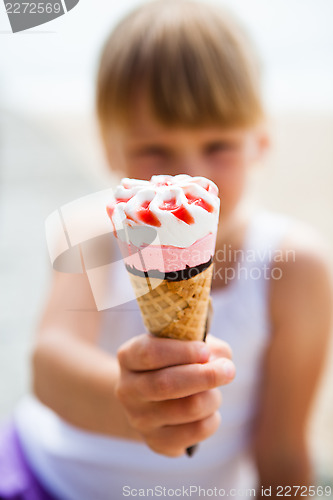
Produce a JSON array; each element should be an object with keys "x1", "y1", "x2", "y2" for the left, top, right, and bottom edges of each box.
[
  {"x1": 106, "y1": 174, "x2": 220, "y2": 341},
  {"x1": 107, "y1": 174, "x2": 219, "y2": 247},
  {"x1": 107, "y1": 174, "x2": 220, "y2": 457}
]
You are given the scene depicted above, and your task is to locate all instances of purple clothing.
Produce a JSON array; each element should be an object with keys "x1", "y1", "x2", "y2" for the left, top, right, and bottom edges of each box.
[{"x1": 0, "y1": 421, "x2": 58, "y2": 500}]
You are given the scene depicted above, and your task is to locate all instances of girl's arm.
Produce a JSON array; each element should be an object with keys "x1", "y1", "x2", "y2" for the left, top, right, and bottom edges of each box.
[
  {"x1": 254, "y1": 233, "x2": 332, "y2": 491},
  {"x1": 32, "y1": 268, "x2": 235, "y2": 455},
  {"x1": 32, "y1": 269, "x2": 141, "y2": 440}
]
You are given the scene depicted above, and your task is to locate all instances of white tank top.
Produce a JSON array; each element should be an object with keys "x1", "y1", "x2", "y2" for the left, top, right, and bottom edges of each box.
[{"x1": 14, "y1": 211, "x2": 293, "y2": 500}]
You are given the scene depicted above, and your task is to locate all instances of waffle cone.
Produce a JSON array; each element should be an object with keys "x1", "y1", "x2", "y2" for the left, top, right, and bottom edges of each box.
[{"x1": 127, "y1": 263, "x2": 214, "y2": 341}]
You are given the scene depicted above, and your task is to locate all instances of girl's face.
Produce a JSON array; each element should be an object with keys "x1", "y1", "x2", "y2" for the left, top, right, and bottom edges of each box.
[{"x1": 106, "y1": 98, "x2": 268, "y2": 218}]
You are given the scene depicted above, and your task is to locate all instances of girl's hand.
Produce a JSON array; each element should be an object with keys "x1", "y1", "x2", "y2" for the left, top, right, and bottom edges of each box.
[{"x1": 116, "y1": 334, "x2": 235, "y2": 457}]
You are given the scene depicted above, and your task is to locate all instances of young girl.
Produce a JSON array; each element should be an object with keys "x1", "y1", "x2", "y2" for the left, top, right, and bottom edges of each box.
[{"x1": 0, "y1": 1, "x2": 331, "y2": 499}]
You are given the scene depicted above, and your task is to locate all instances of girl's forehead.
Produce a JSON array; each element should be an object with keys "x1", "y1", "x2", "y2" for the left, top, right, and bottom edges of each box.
[
  {"x1": 118, "y1": 94, "x2": 251, "y2": 142},
  {"x1": 120, "y1": 123, "x2": 251, "y2": 146}
]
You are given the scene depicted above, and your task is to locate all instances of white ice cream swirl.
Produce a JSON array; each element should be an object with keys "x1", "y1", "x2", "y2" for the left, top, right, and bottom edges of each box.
[{"x1": 108, "y1": 175, "x2": 220, "y2": 247}]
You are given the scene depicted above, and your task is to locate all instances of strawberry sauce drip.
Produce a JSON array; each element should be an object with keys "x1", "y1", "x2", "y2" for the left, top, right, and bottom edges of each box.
[
  {"x1": 159, "y1": 197, "x2": 194, "y2": 224},
  {"x1": 115, "y1": 196, "x2": 133, "y2": 204},
  {"x1": 155, "y1": 180, "x2": 171, "y2": 187},
  {"x1": 171, "y1": 205, "x2": 194, "y2": 224},
  {"x1": 159, "y1": 197, "x2": 178, "y2": 210},
  {"x1": 106, "y1": 206, "x2": 116, "y2": 233},
  {"x1": 185, "y1": 193, "x2": 214, "y2": 213},
  {"x1": 137, "y1": 200, "x2": 161, "y2": 227},
  {"x1": 141, "y1": 200, "x2": 150, "y2": 209},
  {"x1": 106, "y1": 205, "x2": 116, "y2": 220}
]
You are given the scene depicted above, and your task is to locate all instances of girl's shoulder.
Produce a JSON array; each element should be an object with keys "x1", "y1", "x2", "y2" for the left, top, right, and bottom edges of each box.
[
  {"x1": 245, "y1": 210, "x2": 328, "y2": 263},
  {"x1": 268, "y1": 215, "x2": 332, "y2": 323}
]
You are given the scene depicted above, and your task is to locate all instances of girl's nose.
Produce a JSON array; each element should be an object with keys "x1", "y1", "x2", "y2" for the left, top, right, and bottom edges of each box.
[{"x1": 176, "y1": 153, "x2": 204, "y2": 176}]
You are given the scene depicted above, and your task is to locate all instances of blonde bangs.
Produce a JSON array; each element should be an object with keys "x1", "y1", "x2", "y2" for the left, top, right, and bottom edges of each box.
[{"x1": 97, "y1": 1, "x2": 263, "y2": 134}]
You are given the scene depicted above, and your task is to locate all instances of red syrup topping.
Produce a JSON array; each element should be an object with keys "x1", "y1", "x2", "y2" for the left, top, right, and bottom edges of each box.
[
  {"x1": 106, "y1": 205, "x2": 115, "y2": 219},
  {"x1": 137, "y1": 200, "x2": 161, "y2": 227},
  {"x1": 141, "y1": 200, "x2": 151, "y2": 209},
  {"x1": 159, "y1": 197, "x2": 195, "y2": 224},
  {"x1": 115, "y1": 196, "x2": 133, "y2": 204},
  {"x1": 172, "y1": 205, "x2": 194, "y2": 224},
  {"x1": 106, "y1": 196, "x2": 134, "y2": 220},
  {"x1": 185, "y1": 193, "x2": 214, "y2": 213},
  {"x1": 114, "y1": 196, "x2": 137, "y2": 223},
  {"x1": 107, "y1": 197, "x2": 134, "y2": 222},
  {"x1": 106, "y1": 205, "x2": 117, "y2": 234},
  {"x1": 155, "y1": 180, "x2": 172, "y2": 187},
  {"x1": 159, "y1": 197, "x2": 178, "y2": 210},
  {"x1": 125, "y1": 213, "x2": 136, "y2": 223}
]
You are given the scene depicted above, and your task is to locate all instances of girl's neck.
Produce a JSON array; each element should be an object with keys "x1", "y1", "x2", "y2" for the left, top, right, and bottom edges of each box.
[
  {"x1": 211, "y1": 203, "x2": 255, "y2": 290},
  {"x1": 215, "y1": 203, "x2": 252, "y2": 252}
]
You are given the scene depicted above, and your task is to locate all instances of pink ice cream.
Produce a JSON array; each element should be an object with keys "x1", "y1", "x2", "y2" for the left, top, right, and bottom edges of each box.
[
  {"x1": 116, "y1": 234, "x2": 215, "y2": 273},
  {"x1": 107, "y1": 174, "x2": 220, "y2": 274}
]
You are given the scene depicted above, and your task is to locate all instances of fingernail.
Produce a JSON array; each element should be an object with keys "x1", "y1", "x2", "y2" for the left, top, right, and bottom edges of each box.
[
  {"x1": 199, "y1": 345, "x2": 210, "y2": 363},
  {"x1": 222, "y1": 359, "x2": 235, "y2": 379}
]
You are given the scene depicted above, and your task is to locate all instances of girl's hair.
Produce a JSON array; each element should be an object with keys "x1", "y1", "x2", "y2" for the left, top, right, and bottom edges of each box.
[{"x1": 96, "y1": 0, "x2": 263, "y2": 140}]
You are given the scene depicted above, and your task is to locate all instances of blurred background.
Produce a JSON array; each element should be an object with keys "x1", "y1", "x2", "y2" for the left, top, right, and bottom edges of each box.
[{"x1": 0, "y1": 0, "x2": 332, "y2": 487}]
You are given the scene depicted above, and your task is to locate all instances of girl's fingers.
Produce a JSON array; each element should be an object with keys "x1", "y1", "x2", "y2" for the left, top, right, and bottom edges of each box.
[
  {"x1": 133, "y1": 356, "x2": 235, "y2": 401},
  {"x1": 118, "y1": 334, "x2": 233, "y2": 372},
  {"x1": 146, "y1": 412, "x2": 222, "y2": 457},
  {"x1": 146, "y1": 389, "x2": 222, "y2": 428},
  {"x1": 118, "y1": 333, "x2": 210, "y2": 371},
  {"x1": 206, "y1": 335, "x2": 233, "y2": 360}
]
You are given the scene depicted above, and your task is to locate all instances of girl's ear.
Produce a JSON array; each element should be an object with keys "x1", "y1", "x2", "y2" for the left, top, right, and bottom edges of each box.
[{"x1": 254, "y1": 124, "x2": 270, "y2": 162}]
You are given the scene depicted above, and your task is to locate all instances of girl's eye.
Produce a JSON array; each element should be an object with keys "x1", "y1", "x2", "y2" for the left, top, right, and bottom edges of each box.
[
  {"x1": 204, "y1": 142, "x2": 237, "y2": 155},
  {"x1": 138, "y1": 147, "x2": 170, "y2": 159}
]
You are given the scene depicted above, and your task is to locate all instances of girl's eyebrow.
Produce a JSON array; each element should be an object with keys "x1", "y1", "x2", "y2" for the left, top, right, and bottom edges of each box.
[
  {"x1": 203, "y1": 139, "x2": 240, "y2": 151},
  {"x1": 128, "y1": 144, "x2": 173, "y2": 157}
]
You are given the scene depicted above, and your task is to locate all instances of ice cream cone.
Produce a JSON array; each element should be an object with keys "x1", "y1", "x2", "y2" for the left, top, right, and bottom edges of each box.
[
  {"x1": 127, "y1": 263, "x2": 213, "y2": 341},
  {"x1": 107, "y1": 174, "x2": 220, "y2": 457}
]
